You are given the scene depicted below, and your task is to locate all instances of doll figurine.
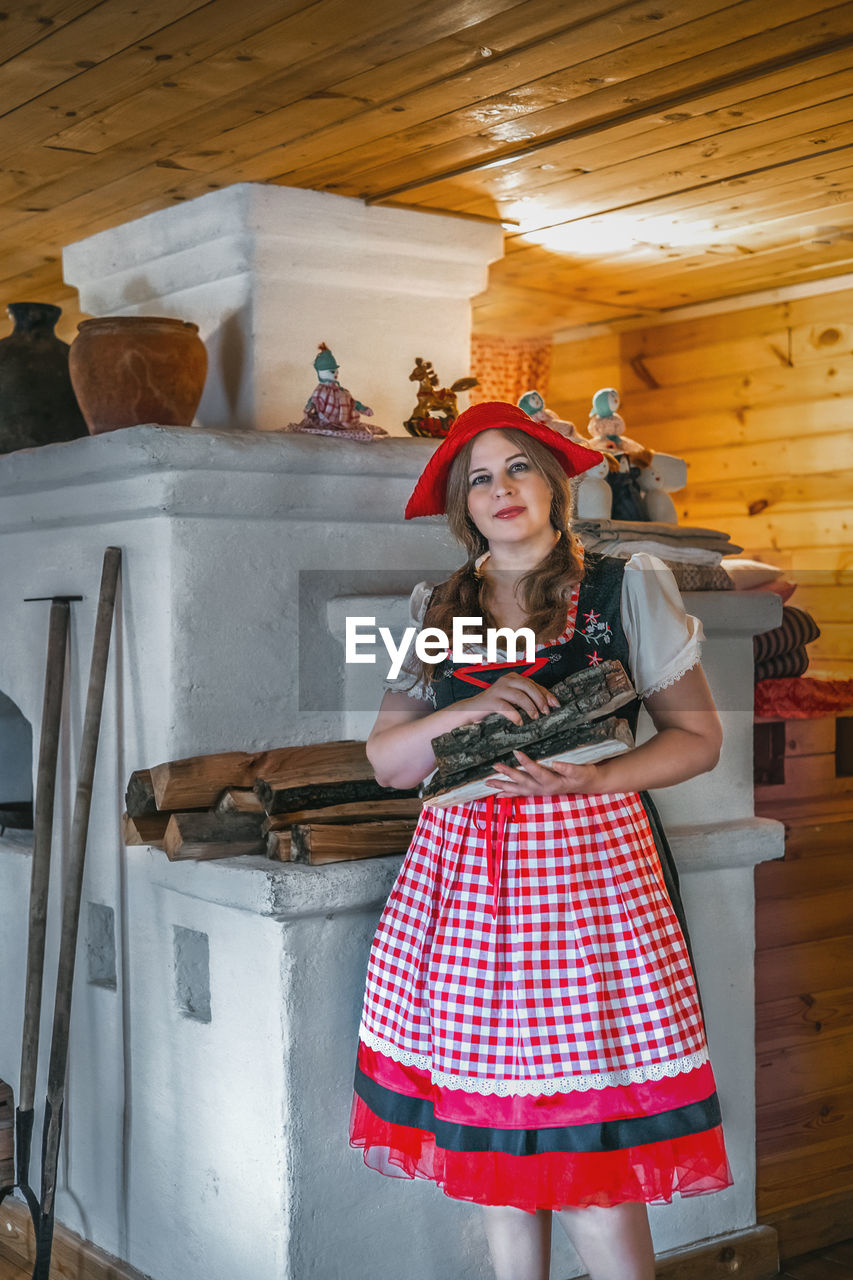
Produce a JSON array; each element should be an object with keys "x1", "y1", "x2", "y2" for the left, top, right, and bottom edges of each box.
[
  {"x1": 584, "y1": 387, "x2": 653, "y2": 521},
  {"x1": 519, "y1": 390, "x2": 616, "y2": 519},
  {"x1": 286, "y1": 343, "x2": 387, "y2": 440},
  {"x1": 583, "y1": 388, "x2": 689, "y2": 525},
  {"x1": 574, "y1": 454, "x2": 615, "y2": 519},
  {"x1": 636, "y1": 461, "x2": 679, "y2": 523},
  {"x1": 518, "y1": 389, "x2": 585, "y2": 442},
  {"x1": 586, "y1": 387, "x2": 650, "y2": 461},
  {"x1": 636, "y1": 455, "x2": 687, "y2": 524}
]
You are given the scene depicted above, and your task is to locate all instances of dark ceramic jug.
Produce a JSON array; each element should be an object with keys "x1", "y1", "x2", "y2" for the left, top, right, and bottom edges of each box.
[{"x1": 0, "y1": 302, "x2": 88, "y2": 454}]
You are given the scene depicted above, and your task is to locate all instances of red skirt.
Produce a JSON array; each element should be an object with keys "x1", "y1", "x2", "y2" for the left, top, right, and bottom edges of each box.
[{"x1": 350, "y1": 792, "x2": 733, "y2": 1211}]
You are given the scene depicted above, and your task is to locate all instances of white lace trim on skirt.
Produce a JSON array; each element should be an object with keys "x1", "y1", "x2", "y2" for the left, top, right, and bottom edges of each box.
[{"x1": 359, "y1": 1027, "x2": 709, "y2": 1096}]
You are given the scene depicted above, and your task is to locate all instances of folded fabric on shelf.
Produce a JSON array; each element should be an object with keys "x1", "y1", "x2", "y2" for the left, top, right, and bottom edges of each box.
[
  {"x1": 755, "y1": 676, "x2": 853, "y2": 719},
  {"x1": 754, "y1": 607, "x2": 820, "y2": 663}
]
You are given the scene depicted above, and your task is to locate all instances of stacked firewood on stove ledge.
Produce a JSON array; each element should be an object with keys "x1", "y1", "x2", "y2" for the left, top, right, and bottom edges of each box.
[
  {"x1": 123, "y1": 662, "x2": 637, "y2": 867},
  {"x1": 123, "y1": 741, "x2": 422, "y2": 865}
]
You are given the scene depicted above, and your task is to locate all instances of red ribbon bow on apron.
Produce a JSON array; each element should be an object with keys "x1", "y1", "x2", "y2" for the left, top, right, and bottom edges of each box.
[{"x1": 476, "y1": 794, "x2": 522, "y2": 920}]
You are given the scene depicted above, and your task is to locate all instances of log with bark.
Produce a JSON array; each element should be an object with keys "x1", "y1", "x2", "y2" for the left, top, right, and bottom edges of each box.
[
  {"x1": 288, "y1": 819, "x2": 417, "y2": 865},
  {"x1": 256, "y1": 777, "x2": 419, "y2": 816},
  {"x1": 124, "y1": 740, "x2": 421, "y2": 863},
  {"x1": 163, "y1": 812, "x2": 266, "y2": 862},
  {"x1": 122, "y1": 812, "x2": 170, "y2": 847},
  {"x1": 215, "y1": 788, "x2": 265, "y2": 815},
  {"x1": 423, "y1": 660, "x2": 636, "y2": 807},
  {"x1": 150, "y1": 741, "x2": 373, "y2": 810},
  {"x1": 266, "y1": 831, "x2": 292, "y2": 862},
  {"x1": 262, "y1": 796, "x2": 422, "y2": 832},
  {"x1": 125, "y1": 769, "x2": 158, "y2": 818}
]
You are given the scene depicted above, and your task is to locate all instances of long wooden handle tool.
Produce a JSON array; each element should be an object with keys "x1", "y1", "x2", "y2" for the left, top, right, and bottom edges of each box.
[
  {"x1": 32, "y1": 549, "x2": 121, "y2": 1280},
  {"x1": 0, "y1": 595, "x2": 78, "y2": 1231}
]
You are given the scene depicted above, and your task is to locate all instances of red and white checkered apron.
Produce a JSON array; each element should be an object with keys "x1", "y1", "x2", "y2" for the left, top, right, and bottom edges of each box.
[
  {"x1": 361, "y1": 791, "x2": 707, "y2": 1081},
  {"x1": 351, "y1": 791, "x2": 733, "y2": 1208}
]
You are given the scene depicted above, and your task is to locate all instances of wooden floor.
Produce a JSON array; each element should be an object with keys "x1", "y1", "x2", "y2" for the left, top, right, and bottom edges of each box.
[
  {"x1": 776, "y1": 1239, "x2": 853, "y2": 1279},
  {"x1": 1, "y1": 1239, "x2": 853, "y2": 1279}
]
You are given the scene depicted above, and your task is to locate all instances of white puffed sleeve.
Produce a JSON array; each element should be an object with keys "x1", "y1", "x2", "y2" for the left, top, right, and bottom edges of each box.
[
  {"x1": 620, "y1": 553, "x2": 705, "y2": 698},
  {"x1": 382, "y1": 581, "x2": 436, "y2": 702}
]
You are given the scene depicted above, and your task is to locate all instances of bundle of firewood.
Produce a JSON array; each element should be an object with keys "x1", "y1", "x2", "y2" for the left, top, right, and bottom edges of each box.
[
  {"x1": 422, "y1": 660, "x2": 636, "y2": 807},
  {"x1": 123, "y1": 741, "x2": 421, "y2": 865},
  {"x1": 124, "y1": 664, "x2": 638, "y2": 861}
]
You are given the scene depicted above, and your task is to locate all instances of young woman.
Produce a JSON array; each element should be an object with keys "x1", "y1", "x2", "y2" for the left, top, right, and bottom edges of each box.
[{"x1": 350, "y1": 401, "x2": 732, "y2": 1280}]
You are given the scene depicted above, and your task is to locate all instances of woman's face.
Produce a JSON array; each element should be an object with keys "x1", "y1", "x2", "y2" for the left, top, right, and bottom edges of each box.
[{"x1": 466, "y1": 430, "x2": 553, "y2": 546}]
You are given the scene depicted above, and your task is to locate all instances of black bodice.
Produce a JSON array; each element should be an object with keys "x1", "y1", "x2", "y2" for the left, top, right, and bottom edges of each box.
[{"x1": 428, "y1": 553, "x2": 641, "y2": 736}]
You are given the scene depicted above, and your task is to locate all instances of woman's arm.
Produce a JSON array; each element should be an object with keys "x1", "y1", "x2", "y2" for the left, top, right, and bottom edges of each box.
[
  {"x1": 368, "y1": 677, "x2": 560, "y2": 790},
  {"x1": 588, "y1": 662, "x2": 722, "y2": 792},
  {"x1": 487, "y1": 663, "x2": 722, "y2": 797},
  {"x1": 367, "y1": 691, "x2": 464, "y2": 790}
]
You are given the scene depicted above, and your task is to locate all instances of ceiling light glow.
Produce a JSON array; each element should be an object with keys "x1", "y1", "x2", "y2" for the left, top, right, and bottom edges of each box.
[{"x1": 506, "y1": 199, "x2": 727, "y2": 255}]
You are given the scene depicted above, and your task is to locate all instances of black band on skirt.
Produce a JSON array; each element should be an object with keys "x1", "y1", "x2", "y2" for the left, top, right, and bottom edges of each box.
[{"x1": 354, "y1": 1065, "x2": 722, "y2": 1157}]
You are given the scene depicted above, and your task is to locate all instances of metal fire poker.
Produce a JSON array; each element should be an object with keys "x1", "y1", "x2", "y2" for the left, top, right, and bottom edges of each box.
[
  {"x1": 30, "y1": 548, "x2": 122, "y2": 1280},
  {"x1": 0, "y1": 595, "x2": 79, "y2": 1230}
]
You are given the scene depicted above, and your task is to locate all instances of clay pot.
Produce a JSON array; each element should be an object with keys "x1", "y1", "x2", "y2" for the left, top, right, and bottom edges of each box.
[
  {"x1": 0, "y1": 302, "x2": 88, "y2": 454},
  {"x1": 69, "y1": 315, "x2": 208, "y2": 434}
]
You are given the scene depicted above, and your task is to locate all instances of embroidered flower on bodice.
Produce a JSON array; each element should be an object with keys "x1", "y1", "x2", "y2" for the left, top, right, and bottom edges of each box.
[{"x1": 580, "y1": 609, "x2": 612, "y2": 647}]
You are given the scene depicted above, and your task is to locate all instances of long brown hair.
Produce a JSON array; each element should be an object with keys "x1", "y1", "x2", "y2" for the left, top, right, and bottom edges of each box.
[{"x1": 413, "y1": 428, "x2": 586, "y2": 686}]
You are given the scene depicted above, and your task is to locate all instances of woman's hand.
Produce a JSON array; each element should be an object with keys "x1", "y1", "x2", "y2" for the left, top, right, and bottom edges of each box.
[
  {"x1": 465, "y1": 675, "x2": 560, "y2": 726},
  {"x1": 485, "y1": 665, "x2": 723, "y2": 798},
  {"x1": 367, "y1": 679, "x2": 558, "y2": 791},
  {"x1": 485, "y1": 750, "x2": 598, "y2": 796}
]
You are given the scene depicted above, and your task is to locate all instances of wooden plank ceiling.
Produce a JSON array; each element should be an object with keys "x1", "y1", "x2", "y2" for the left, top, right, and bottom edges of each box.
[{"x1": 1, "y1": 0, "x2": 852, "y2": 341}]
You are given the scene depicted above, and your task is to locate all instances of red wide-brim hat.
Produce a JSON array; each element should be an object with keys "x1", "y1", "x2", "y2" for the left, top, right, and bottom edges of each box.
[{"x1": 404, "y1": 400, "x2": 604, "y2": 519}]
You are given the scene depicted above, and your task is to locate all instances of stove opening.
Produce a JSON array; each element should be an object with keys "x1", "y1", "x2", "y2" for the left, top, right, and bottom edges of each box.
[{"x1": 0, "y1": 691, "x2": 33, "y2": 835}]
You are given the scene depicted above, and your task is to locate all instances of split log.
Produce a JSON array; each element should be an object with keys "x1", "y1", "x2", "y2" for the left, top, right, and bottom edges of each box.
[
  {"x1": 424, "y1": 717, "x2": 634, "y2": 808},
  {"x1": 125, "y1": 769, "x2": 158, "y2": 817},
  {"x1": 266, "y1": 831, "x2": 292, "y2": 862},
  {"x1": 163, "y1": 813, "x2": 265, "y2": 862},
  {"x1": 430, "y1": 661, "x2": 635, "y2": 778},
  {"x1": 253, "y1": 741, "x2": 375, "y2": 788},
  {"x1": 256, "y1": 777, "x2": 419, "y2": 817},
  {"x1": 122, "y1": 812, "x2": 170, "y2": 847},
  {"x1": 289, "y1": 819, "x2": 416, "y2": 865},
  {"x1": 263, "y1": 796, "x2": 423, "y2": 832},
  {"x1": 150, "y1": 740, "x2": 371, "y2": 810},
  {"x1": 215, "y1": 788, "x2": 265, "y2": 816}
]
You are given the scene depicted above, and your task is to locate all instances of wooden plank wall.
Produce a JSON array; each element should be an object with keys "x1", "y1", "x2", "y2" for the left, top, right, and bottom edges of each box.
[
  {"x1": 550, "y1": 288, "x2": 853, "y2": 678},
  {"x1": 753, "y1": 794, "x2": 853, "y2": 1258}
]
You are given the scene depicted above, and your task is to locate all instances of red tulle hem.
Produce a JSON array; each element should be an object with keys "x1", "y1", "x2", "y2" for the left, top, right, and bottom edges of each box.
[{"x1": 349, "y1": 1095, "x2": 733, "y2": 1212}]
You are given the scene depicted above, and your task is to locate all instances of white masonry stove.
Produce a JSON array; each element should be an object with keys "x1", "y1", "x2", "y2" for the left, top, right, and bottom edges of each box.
[{"x1": 0, "y1": 185, "x2": 783, "y2": 1280}]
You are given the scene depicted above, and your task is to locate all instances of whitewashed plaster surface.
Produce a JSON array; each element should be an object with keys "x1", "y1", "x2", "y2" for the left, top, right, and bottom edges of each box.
[
  {"x1": 0, "y1": 428, "x2": 783, "y2": 1280},
  {"x1": 62, "y1": 184, "x2": 503, "y2": 437}
]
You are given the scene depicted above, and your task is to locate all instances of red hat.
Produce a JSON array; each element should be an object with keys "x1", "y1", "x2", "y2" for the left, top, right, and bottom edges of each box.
[{"x1": 404, "y1": 400, "x2": 604, "y2": 518}]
